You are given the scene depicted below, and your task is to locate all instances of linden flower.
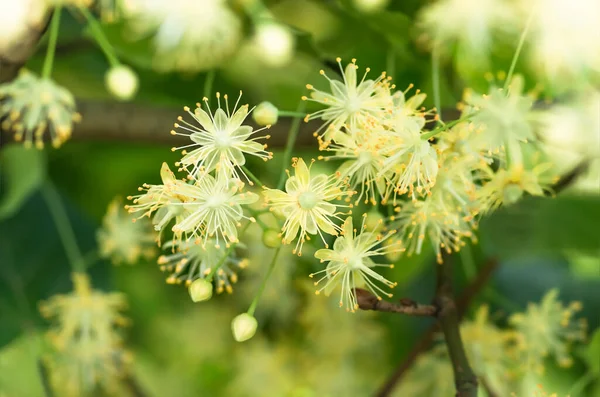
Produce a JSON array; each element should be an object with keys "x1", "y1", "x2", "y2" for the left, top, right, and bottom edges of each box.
[
  {"x1": 477, "y1": 160, "x2": 557, "y2": 214},
  {"x1": 158, "y1": 238, "x2": 248, "y2": 292},
  {"x1": 310, "y1": 216, "x2": 402, "y2": 312},
  {"x1": 303, "y1": 58, "x2": 393, "y2": 144},
  {"x1": 171, "y1": 92, "x2": 272, "y2": 180},
  {"x1": 39, "y1": 273, "x2": 130, "y2": 396},
  {"x1": 390, "y1": 190, "x2": 476, "y2": 264},
  {"x1": 509, "y1": 289, "x2": 586, "y2": 373},
  {"x1": 98, "y1": 197, "x2": 157, "y2": 265},
  {"x1": 464, "y1": 76, "x2": 535, "y2": 159},
  {"x1": 0, "y1": 70, "x2": 80, "y2": 149},
  {"x1": 126, "y1": 162, "x2": 190, "y2": 240},
  {"x1": 263, "y1": 158, "x2": 352, "y2": 255},
  {"x1": 417, "y1": 0, "x2": 517, "y2": 60},
  {"x1": 319, "y1": 125, "x2": 390, "y2": 205},
  {"x1": 172, "y1": 173, "x2": 258, "y2": 248},
  {"x1": 378, "y1": 121, "x2": 439, "y2": 203},
  {"x1": 123, "y1": 0, "x2": 242, "y2": 72}
]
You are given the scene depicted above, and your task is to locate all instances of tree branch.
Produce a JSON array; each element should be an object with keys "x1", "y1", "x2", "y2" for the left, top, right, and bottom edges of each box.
[
  {"x1": 374, "y1": 258, "x2": 498, "y2": 397},
  {"x1": 355, "y1": 288, "x2": 438, "y2": 317},
  {"x1": 435, "y1": 257, "x2": 478, "y2": 397}
]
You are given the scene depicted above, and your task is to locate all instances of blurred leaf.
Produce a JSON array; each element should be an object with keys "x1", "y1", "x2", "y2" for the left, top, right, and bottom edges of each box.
[
  {"x1": 584, "y1": 329, "x2": 600, "y2": 375},
  {"x1": 364, "y1": 11, "x2": 411, "y2": 52},
  {"x1": 0, "y1": 191, "x2": 111, "y2": 348},
  {"x1": 480, "y1": 195, "x2": 600, "y2": 258},
  {"x1": 92, "y1": 22, "x2": 156, "y2": 70},
  {"x1": 0, "y1": 332, "x2": 45, "y2": 397},
  {"x1": 0, "y1": 145, "x2": 46, "y2": 220}
]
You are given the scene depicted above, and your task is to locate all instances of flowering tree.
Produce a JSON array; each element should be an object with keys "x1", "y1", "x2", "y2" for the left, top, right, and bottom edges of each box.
[{"x1": 0, "y1": 0, "x2": 599, "y2": 396}]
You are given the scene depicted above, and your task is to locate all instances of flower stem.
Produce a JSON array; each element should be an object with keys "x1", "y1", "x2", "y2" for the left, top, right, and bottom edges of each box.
[
  {"x1": 241, "y1": 165, "x2": 263, "y2": 187},
  {"x1": 247, "y1": 246, "x2": 281, "y2": 316},
  {"x1": 79, "y1": 6, "x2": 120, "y2": 67},
  {"x1": 420, "y1": 115, "x2": 472, "y2": 141},
  {"x1": 277, "y1": 110, "x2": 305, "y2": 117},
  {"x1": 432, "y1": 46, "x2": 442, "y2": 125},
  {"x1": 277, "y1": 100, "x2": 306, "y2": 190},
  {"x1": 207, "y1": 222, "x2": 251, "y2": 280},
  {"x1": 504, "y1": 11, "x2": 534, "y2": 92},
  {"x1": 41, "y1": 8, "x2": 62, "y2": 79},
  {"x1": 568, "y1": 371, "x2": 596, "y2": 397},
  {"x1": 386, "y1": 48, "x2": 396, "y2": 80},
  {"x1": 203, "y1": 70, "x2": 216, "y2": 100},
  {"x1": 41, "y1": 181, "x2": 86, "y2": 273}
]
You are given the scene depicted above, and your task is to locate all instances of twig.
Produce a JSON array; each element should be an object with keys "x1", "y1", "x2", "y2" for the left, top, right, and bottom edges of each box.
[
  {"x1": 355, "y1": 289, "x2": 438, "y2": 317},
  {"x1": 374, "y1": 258, "x2": 498, "y2": 397},
  {"x1": 480, "y1": 376, "x2": 500, "y2": 397},
  {"x1": 435, "y1": 257, "x2": 477, "y2": 397},
  {"x1": 551, "y1": 161, "x2": 590, "y2": 194}
]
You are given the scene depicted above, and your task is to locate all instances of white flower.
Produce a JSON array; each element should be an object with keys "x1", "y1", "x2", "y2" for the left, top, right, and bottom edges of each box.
[
  {"x1": 171, "y1": 92, "x2": 272, "y2": 181},
  {"x1": 171, "y1": 173, "x2": 258, "y2": 247},
  {"x1": 303, "y1": 58, "x2": 393, "y2": 144},
  {"x1": 262, "y1": 158, "x2": 352, "y2": 255},
  {"x1": 524, "y1": 0, "x2": 600, "y2": 84},
  {"x1": 0, "y1": 70, "x2": 80, "y2": 149},
  {"x1": 253, "y1": 23, "x2": 295, "y2": 67},
  {"x1": 123, "y1": 0, "x2": 242, "y2": 72},
  {"x1": 418, "y1": 0, "x2": 518, "y2": 59},
  {"x1": 97, "y1": 197, "x2": 157, "y2": 265},
  {"x1": 310, "y1": 216, "x2": 402, "y2": 312},
  {"x1": 158, "y1": 238, "x2": 248, "y2": 292}
]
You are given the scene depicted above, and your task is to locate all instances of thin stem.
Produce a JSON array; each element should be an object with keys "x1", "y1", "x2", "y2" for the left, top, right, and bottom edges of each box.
[
  {"x1": 460, "y1": 244, "x2": 477, "y2": 279},
  {"x1": 78, "y1": 6, "x2": 119, "y2": 67},
  {"x1": 203, "y1": 70, "x2": 216, "y2": 101},
  {"x1": 421, "y1": 115, "x2": 472, "y2": 140},
  {"x1": 277, "y1": 100, "x2": 306, "y2": 190},
  {"x1": 207, "y1": 223, "x2": 251, "y2": 280},
  {"x1": 247, "y1": 246, "x2": 281, "y2": 316},
  {"x1": 41, "y1": 8, "x2": 62, "y2": 79},
  {"x1": 246, "y1": 207, "x2": 269, "y2": 230},
  {"x1": 504, "y1": 11, "x2": 534, "y2": 91},
  {"x1": 37, "y1": 359, "x2": 55, "y2": 397},
  {"x1": 277, "y1": 110, "x2": 305, "y2": 117},
  {"x1": 41, "y1": 181, "x2": 87, "y2": 273},
  {"x1": 432, "y1": 46, "x2": 442, "y2": 125},
  {"x1": 386, "y1": 48, "x2": 396, "y2": 80},
  {"x1": 241, "y1": 165, "x2": 263, "y2": 187}
]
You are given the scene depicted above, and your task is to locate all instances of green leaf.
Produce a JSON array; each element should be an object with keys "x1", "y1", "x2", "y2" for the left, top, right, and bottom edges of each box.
[
  {"x1": 0, "y1": 144, "x2": 46, "y2": 220},
  {"x1": 584, "y1": 328, "x2": 600, "y2": 375},
  {"x1": 480, "y1": 195, "x2": 600, "y2": 258}
]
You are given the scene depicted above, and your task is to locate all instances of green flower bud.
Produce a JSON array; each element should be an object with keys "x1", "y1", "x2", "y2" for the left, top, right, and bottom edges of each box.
[
  {"x1": 503, "y1": 183, "x2": 524, "y2": 204},
  {"x1": 252, "y1": 101, "x2": 279, "y2": 126},
  {"x1": 105, "y1": 65, "x2": 139, "y2": 101},
  {"x1": 262, "y1": 228, "x2": 282, "y2": 248},
  {"x1": 364, "y1": 211, "x2": 385, "y2": 231},
  {"x1": 188, "y1": 278, "x2": 213, "y2": 302},
  {"x1": 231, "y1": 313, "x2": 258, "y2": 342}
]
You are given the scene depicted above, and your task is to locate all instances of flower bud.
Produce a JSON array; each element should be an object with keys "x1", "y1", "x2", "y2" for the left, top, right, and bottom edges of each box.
[
  {"x1": 254, "y1": 23, "x2": 295, "y2": 67},
  {"x1": 364, "y1": 211, "x2": 385, "y2": 231},
  {"x1": 262, "y1": 228, "x2": 282, "y2": 248},
  {"x1": 352, "y1": 0, "x2": 390, "y2": 13},
  {"x1": 189, "y1": 278, "x2": 213, "y2": 302},
  {"x1": 502, "y1": 183, "x2": 524, "y2": 204},
  {"x1": 253, "y1": 101, "x2": 279, "y2": 126},
  {"x1": 105, "y1": 65, "x2": 139, "y2": 101},
  {"x1": 231, "y1": 313, "x2": 258, "y2": 342},
  {"x1": 384, "y1": 237, "x2": 403, "y2": 263}
]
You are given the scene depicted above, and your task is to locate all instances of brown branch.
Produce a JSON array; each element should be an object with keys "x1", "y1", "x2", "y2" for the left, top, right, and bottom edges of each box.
[
  {"x1": 355, "y1": 288, "x2": 438, "y2": 317},
  {"x1": 374, "y1": 258, "x2": 498, "y2": 397},
  {"x1": 435, "y1": 257, "x2": 478, "y2": 397}
]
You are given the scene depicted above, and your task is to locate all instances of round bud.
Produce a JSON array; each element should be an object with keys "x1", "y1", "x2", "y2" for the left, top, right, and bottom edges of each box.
[
  {"x1": 105, "y1": 65, "x2": 139, "y2": 101},
  {"x1": 254, "y1": 23, "x2": 295, "y2": 67},
  {"x1": 364, "y1": 211, "x2": 385, "y2": 231},
  {"x1": 189, "y1": 278, "x2": 213, "y2": 302},
  {"x1": 231, "y1": 313, "x2": 258, "y2": 342},
  {"x1": 352, "y1": 0, "x2": 390, "y2": 13},
  {"x1": 503, "y1": 183, "x2": 524, "y2": 204},
  {"x1": 384, "y1": 237, "x2": 403, "y2": 263},
  {"x1": 253, "y1": 101, "x2": 279, "y2": 126},
  {"x1": 262, "y1": 228, "x2": 282, "y2": 248}
]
